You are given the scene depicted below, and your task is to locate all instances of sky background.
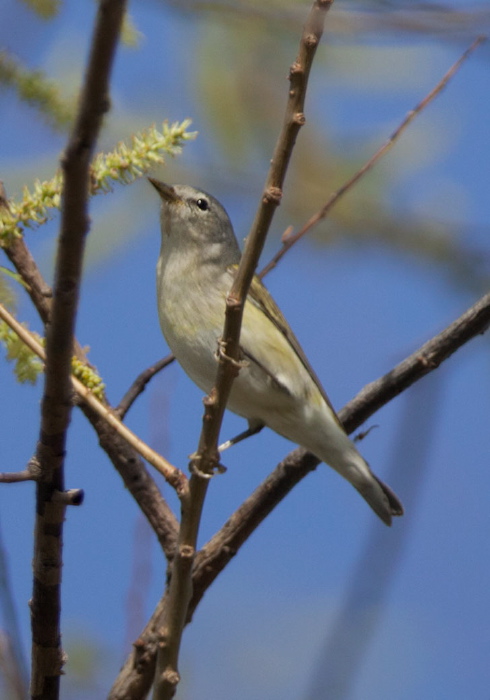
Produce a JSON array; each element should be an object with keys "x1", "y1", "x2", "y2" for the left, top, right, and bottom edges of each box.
[{"x1": 1, "y1": 1, "x2": 490, "y2": 698}]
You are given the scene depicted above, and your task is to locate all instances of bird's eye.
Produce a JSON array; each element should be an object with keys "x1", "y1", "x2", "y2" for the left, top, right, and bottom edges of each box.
[{"x1": 196, "y1": 198, "x2": 209, "y2": 211}]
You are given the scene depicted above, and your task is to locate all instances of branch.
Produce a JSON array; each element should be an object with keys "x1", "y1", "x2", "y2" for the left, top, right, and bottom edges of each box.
[
  {"x1": 108, "y1": 594, "x2": 169, "y2": 700},
  {"x1": 0, "y1": 470, "x2": 35, "y2": 483},
  {"x1": 81, "y1": 407, "x2": 179, "y2": 559},
  {"x1": 0, "y1": 121, "x2": 195, "y2": 242},
  {"x1": 151, "y1": 3, "x2": 333, "y2": 699},
  {"x1": 116, "y1": 354, "x2": 176, "y2": 419},
  {"x1": 112, "y1": 288, "x2": 490, "y2": 698},
  {"x1": 30, "y1": 3, "x2": 127, "y2": 697},
  {"x1": 3, "y1": 237, "x2": 52, "y2": 324},
  {"x1": 259, "y1": 35, "x2": 486, "y2": 279},
  {"x1": 193, "y1": 290, "x2": 490, "y2": 602},
  {"x1": 3, "y1": 236, "x2": 99, "y2": 366},
  {"x1": 194, "y1": 0, "x2": 332, "y2": 475},
  {"x1": 1, "y1": 232, "x2": 180, "y2": 557},
  {"x1": 337, "y1": 291, "x2": 490, "y2": 434},
  {"x1": 0, "y1": 303, "x2": 186, "y2": 493}
]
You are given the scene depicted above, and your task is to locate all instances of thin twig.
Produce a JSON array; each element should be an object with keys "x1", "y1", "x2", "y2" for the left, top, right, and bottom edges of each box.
[
  {"x1": 200, "y1": 0, "x2": 332, "y2": 470},
  {"x1": 112, "y1": 288, "x2": 490, "y2": 698},
  {"x1": 2, "y1": 229, "x2": 180, "y2": 557},
  {"x1": 151, "y1": 4, "x2": 332, "y2": 699},
  {"x1": 4, "y1": 237, "x2": 52, "y2": 324},
  {"x1": 0, "y1": 457, "x2": 41, "y2": 485},
  {"x1": 259, "y1": 35, "x2": 486, "y2": 279},
  {"x1": 4, "y1": 236, "x2": 95, "y2": 363},
  {"x1": 116, "y1": 354, "x2": 176, "y2": 419},
  {"x1": 0, "y1": 303, "x2": 186, "y2": 493},
  {"x1": 0, "y1": 470, "x2": 34, "y2": 483},
  {"x1": 29, "y1": 3, "x2": 127, "y2": 697}
]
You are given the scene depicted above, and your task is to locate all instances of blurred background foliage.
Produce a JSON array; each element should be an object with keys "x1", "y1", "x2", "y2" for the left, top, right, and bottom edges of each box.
[
  {"x1": 1, "y1": 1, "x2": 489, "y2": 698},
  {"x1": 1, "y1": 0, "x2": 489, "y2": 289}
]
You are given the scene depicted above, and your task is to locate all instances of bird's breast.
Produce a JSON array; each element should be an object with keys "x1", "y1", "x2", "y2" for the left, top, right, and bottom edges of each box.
[{"x1": 157, "y1": 260, "x2": 227, "y2": 394}]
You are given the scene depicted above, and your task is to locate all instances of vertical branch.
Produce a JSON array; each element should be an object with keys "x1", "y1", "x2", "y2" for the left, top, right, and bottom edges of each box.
[
  {"x1": 152, "y1": 480, "x2": 208, "y2": 700},
  {"x1": 152, "y1": 3, "x2": 333, "y2": 699},
  {"x1": 235, "y1": 0, "x2": 333, "y2": 291},
  {"x1": 30, "y1": 2, "x2": 127, "y2": 699},
  {"x1": 195, "y1": 0, "x2": 332, "y2": 475}
]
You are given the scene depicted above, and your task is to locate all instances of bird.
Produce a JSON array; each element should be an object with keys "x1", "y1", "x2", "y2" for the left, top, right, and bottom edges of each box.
[{"x1": 149, "y1": 178, "x2": 403, "y2": 525}]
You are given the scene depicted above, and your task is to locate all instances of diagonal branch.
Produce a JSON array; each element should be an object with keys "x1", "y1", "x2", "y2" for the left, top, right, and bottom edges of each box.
[
  {"x1": 1, "y1": 235, "x2": 180, "y2": 558},
  {"x1": 193, "y1": 290, "x2": 490, "y2": 605},
  {"x1": 30, "y1": 2, "x2": 127, "y2": 698},
  {"x1": 81, "y1": 407, "x2": 179, "y2": 559},
  {"x1": 111, "y1": 288, "x2": 490, "y2": 699},
  {"x1": 4, "y1": 237, "x2": 53, "y2": 324},
  {"x1": 337, "y1": 291, "x2": 490, "y2": 434},
  {"x1": 0, "y1": 303, "x2": 186, "y2": 492},
  {"x1": 259, "y1": 35, "x2": 486, "y2": 279},
  {"x1": 116, "y1": 354, "x2": 176, "y2": 419}
]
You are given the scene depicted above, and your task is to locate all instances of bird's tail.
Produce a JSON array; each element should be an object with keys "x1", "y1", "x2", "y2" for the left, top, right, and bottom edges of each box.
[
  {"x1": 354, "y1": 472, "x2": 404, "y2": 526},
  {"x1": 281, "y1": 408, "x2": 404, "y2": 525}
]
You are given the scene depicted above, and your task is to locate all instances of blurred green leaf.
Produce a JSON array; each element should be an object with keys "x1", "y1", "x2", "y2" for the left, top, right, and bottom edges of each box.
[{"x1": 0, "y1": 50, "x2": 74, "y2": 131}]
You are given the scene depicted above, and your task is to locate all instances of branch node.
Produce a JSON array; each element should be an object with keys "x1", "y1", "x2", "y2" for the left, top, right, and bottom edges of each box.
[
  {"x1": 179, "y1": 544, "x2": 195, "y2": 561},
  {"x1": 216, "y1": 339, "x2": 248, "y2": 371},
  {"x1": 161, "y1": 668, "x2": 180, "y2": 686},
  {"x1": 293, "y1": 111, "x2": 306, "y2": 125},
  {"x1": 304, "y1": 33, "x2": 319, "y2": 48},
  {"x1": 28, "y1": 456, "x2": 42, "y2": 478},
  {"x1": 189, "y1": 453, "x2": 227, "y2": 478},
  {"x1": 263, "y1": 186, "x2": 282, "y2": 205},
  {"x1": 353, "y1": 424, "x2": 379, "y2": 443},
  {"x1": 30, "y1": 644, "x2": 67, "y2": 695},
  {"x1": 52, "y1": 488, "x2": 85, "y2": 506},
  {"x1": 418, "y1": 353, "x2": 439, "y2": 369},
  {"x1": 259, "y1": 36, "x2": 485, "y2": 278},
  {"x1": 225, "y1": 295, "x2": 242, "y2": 311},
  {"x1": 202, "y1": 389, "x2": 217, "y2": 409}
]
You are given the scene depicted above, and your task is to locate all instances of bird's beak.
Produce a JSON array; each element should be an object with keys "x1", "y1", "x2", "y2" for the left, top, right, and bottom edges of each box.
[{"x1": 148, "y1": 178, "x2": 180, "y2": 204}]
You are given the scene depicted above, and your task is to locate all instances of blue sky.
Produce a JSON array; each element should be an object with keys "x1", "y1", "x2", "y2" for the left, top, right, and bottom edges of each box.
[{"x1": 1, "y1": 1, "x2": 490, "y2": 698}]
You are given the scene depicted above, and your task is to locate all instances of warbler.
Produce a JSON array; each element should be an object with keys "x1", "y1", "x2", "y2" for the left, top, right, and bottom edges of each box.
[{"x1": 150, "y1": 179, "x2": 403, "y2": 525}]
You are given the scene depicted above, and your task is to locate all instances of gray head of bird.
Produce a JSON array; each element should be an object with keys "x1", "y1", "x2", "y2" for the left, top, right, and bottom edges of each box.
[{"x1": 149, "y1": 179, "x2": 241, "y2": 269}]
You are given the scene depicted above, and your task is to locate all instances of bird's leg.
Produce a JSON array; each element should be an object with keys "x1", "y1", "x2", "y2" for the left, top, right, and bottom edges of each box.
[{"x1": 218, "y1": 421, "x2": 265, "y2": 452}]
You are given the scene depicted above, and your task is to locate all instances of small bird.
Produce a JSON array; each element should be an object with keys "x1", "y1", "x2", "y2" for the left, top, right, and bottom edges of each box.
[{"x1": 150, "y1": 179, "x2": 403, "y2": 525}]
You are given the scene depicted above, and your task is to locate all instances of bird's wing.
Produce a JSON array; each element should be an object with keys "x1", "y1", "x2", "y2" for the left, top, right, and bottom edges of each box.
[{"x1": 228, "y1": 267, "x2": 344, "y2": 428}]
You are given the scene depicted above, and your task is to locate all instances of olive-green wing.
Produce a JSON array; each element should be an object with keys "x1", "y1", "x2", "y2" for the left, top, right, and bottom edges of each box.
[{"x1": 242, "y1": 271, "x2": 344, "y2": 429}]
